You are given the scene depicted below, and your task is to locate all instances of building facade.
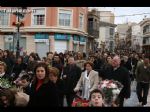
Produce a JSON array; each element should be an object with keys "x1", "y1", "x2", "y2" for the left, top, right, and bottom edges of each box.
[
  {"x1": 0, "y1": 7, "x2": 88, "y2": 58},
  {"x1": 87, "y1": 9, "x2": 99, "y2": 52},
  {"x1": 97, "y1": 11, "x2": 116, "y2": 52},
  {"x1": 140, "y1": 18, "x2": 150, "y2": 56},
  {"x1": 116, "y1": 23, "x2": 130, "y2": 51},
  {"x1": 131, "y1": 23, "x2": 142, "y2": 53}
]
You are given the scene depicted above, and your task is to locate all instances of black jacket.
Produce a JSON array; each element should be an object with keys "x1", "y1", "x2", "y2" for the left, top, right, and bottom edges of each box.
[
  {"x1": 107, "y1": 66, "x2": 131, "y2": 99},
  {"x1": 28, "y1": 80, "x2": 59, "y2": 107},
  {"x1": 62, "y1": 64, "x2": 82, "y2": 94},
  {"x1": 12, "y1": 63, "x2": 27, "y2": 79}
]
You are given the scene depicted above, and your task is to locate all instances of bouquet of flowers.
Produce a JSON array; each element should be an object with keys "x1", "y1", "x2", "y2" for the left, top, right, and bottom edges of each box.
[
  {"x1": 72, "y1": 94, "x2": 89, "y2": 107},
  {"x1": 0, "y1": 78, "x2": 16, "y2": 89},
  {"x1": 98, "y1": 79, "x2": 123, "y2": 106}
]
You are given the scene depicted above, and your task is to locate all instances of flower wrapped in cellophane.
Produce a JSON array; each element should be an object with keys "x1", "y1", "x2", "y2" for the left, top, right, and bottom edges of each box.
[
  {"x1": 98, "y1": 79, "x2": 123, "y2": 107},
  {"x1": 72, "y1": 94, "x2": 89, "y2": 107},
  {"x1": 0, "y1": 78, "x2": 12, "y2": 89}
]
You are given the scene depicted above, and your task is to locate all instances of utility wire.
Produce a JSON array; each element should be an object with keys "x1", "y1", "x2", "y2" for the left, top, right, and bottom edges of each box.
[{"x1": 99, "y1": 12, "x2": 150, "y2": 17}]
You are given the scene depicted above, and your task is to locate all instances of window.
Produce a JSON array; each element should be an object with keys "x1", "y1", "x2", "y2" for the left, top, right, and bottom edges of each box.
[
  {"x1": 32, "y1": 8, "x2": 45, "y2": 25},
  {"x1": 110, "y1": 28, "x2": 114, "y2": 36},
  {"x1": 0, "y1": 12, "x2": 9, "y2": 26},
  {"x1": 143, "y1": 25, "x2": 150, "y2": 33},
  {"x1": 59, "y1": 9, "x2": 72, "y2": 27},
  {"x1": 34, "y1": 15, "x2": 45, "y2": 25},
  {"x1": 88, "y1": 18, "x2": 93, "y2": 29},
  {"x1": 79, "y1": 13, "x2": 84, "y2": 30}
]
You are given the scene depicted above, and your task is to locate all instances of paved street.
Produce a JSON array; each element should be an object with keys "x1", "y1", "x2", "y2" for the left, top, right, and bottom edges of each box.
[{"x1": 124, "y1": 80, "x2": 150, "y2": 107}]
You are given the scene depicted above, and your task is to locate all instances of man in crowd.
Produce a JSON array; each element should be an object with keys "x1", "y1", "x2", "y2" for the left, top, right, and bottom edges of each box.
[
  {"x1": 107, "y1": 55, "x2": 131, "y2": 107},
  {"x1": 62, "y1": 57, "x2": 81, "y2": 107},
  {"x1": 136, "y1": 56, "x2": 150, "y2": 106}
]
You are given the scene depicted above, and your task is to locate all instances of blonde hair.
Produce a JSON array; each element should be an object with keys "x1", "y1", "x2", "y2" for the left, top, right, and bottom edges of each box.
[
  {"x1": 48, "y1": 67, "x2": 59, "y2": 77},
  {"x1": 0, "y1": 61, "x2": 7, "y2": 71}
]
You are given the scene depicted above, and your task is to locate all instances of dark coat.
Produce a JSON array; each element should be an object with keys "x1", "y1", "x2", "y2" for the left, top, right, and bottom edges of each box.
[
  {"x1": 28, "y1": 80, "x2": 59, "y2": 107},
  {"x1": 136, "y1": 64, "x2": 150, "y2": 83},
  {"x1": 121, "y1": 60, "x2": 132, "y2": 71},
  {"x1": 12, "y1": 63, "x2": 27, "y2": 79},
  {"x1": 100, "y1": 63, "x2": 112, "y2": 80},
  {"x1": 55, "y1": 79, "x2": 65, "y2": 106},
  {"x1": 62, "y1": 64, "x2": 82, "y2": 94},
  {"x1": 107, "y1": 66, "x2": 131, "y2": 99},
  {"x1": 26, "y1": 61, "x2": 37, "y2": 73},
  {"x1": 3, "y1": 57, "x2": 14, "y2": 75},
  {"x1": 52, "y1": 61, "x2": 63, "y2": 78}
]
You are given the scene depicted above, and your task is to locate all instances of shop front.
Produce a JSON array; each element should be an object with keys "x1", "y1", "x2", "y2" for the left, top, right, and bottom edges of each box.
[{"x1": 35, "y1": 33, "x2": 49, "y2": 58}]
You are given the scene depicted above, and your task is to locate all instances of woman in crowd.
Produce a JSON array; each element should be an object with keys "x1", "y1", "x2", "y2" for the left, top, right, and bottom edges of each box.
[
  {"x1": 3, "y1": 50, "x2": 14, "y2": 75},
  {"x1": 0, "y1": 61, "x2": 9, "y2": 79},
  {"x1": 28, "y1": 62, "x2": 59, "y2": 107},
  {"x1": 75, "y1": 52, "x2": 86, "y2": 71},
  {"x1": 11, "y1": 56, "x2": 27, "y2": 80},
  {"x1": 74, "y1": 61, "x2": 99, "y2": 100},
  {"x1": 48, "y1": 67, "x2": 64, "y2": 107},
  {"x1": 26, "y1": 53, "x2": 37, "y2": 76}
]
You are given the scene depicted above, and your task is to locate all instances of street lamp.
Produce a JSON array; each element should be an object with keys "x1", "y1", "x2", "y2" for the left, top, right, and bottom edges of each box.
[{"x1": 12, "y1": 7, "x2": 27, "y2": 59}]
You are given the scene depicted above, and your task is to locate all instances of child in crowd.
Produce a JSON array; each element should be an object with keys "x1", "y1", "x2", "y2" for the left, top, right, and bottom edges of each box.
[{"x1": 89, "y1": 89, "x2": 105, "y2": 107}]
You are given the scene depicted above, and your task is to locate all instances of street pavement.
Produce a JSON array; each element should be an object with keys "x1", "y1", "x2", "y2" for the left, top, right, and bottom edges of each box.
[{"x1": 124, "y1": 80, "x2": 150, "y2": 107}]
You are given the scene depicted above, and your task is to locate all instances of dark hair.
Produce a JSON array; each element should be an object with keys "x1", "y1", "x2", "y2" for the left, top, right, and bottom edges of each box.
[
  {"x1": 29, "y1": 53, "x2": 37, "y2": 60},
  {"x1": 47, "y1": 52, "x2": 53, "y2": 56},
  {"x1": 3, "y1": 50, "x2": 10, "y2": 57},
  {"x1": 33, "y1": 62, "x2": 49, "y2": 84},
  {"x1": 20, "y1": 74, "x2": 31, "y2": 82},
  {"x1": 0, "y1": 89, "x2": 15, "y2": 107},
  {"x1": 0, "y1": 61, "x2": 7, "y2": 72},
  {"x1": 84, "y1": 61, "x2": 94, "y2": 69},
  {"x1": 89, "y1": 89, "x2": 104, "y2": 100}
]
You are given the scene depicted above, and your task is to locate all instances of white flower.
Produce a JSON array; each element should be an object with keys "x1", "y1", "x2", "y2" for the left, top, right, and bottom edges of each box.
[
  {"x1": 101, "y1": 83, "x2": 107, "y2": 89},
  {"x1": 103, "y1": 80, "x2": 109, "y2": 84},
  {"x1": 112, "y1": 89, "x2": 120, "y2": 95},
  {"x1": 110, "y1": 83, "x2": 117, "y2": 88}
]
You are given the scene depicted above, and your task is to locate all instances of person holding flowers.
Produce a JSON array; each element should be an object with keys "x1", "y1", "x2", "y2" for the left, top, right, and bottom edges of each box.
[
  {"x1": 106, "y1": 55, "x2": 131, "y2": 107},
  {"x1": 98, "y1": 79, "x2": 123, "y2": 107}
]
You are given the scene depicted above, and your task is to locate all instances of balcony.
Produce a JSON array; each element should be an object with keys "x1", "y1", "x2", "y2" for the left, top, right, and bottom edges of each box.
[
  {"x1": 143, "y1": 37, "x2": 150, "y2": 45},
  {"x1": 88, "y1": 28, "x2": 99, "y2": 38}
]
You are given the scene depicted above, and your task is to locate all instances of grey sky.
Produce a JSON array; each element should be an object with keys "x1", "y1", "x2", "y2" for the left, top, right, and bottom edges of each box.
[{"x1": 89, "y1": 7, "x2": 150, "y2": 24}]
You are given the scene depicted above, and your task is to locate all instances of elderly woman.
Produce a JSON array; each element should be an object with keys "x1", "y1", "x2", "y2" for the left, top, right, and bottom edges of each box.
[
  {"x1": 0, "y1": 61, "x2": 9, "y2": 79},
  {"x1": 74, "y1": 61, "x2": 99, "y2": 100},
  {"x1": 48, "y1": 67, "x2": 64, "y2": 107}
]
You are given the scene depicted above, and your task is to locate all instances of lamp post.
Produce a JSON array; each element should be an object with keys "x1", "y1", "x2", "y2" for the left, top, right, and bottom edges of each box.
[
  {"x1": 16, "y1": 12, "x2": 20, "y2": 59},
  {"x1": 13, "y1": 7, "x2": 26, "y2": 59}
]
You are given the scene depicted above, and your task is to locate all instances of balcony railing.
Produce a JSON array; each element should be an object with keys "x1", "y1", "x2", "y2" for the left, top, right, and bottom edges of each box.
[{"x1": 88, "y1": 29, "x2": 99, "y2": 38}]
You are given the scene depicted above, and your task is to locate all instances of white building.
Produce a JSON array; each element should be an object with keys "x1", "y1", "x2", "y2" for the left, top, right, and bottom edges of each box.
[
  {"x1": 96, "y1": 11, "x2": 116, "y2": 52},
  {"x1": 131, "y1": 24, "x2": 143, "y2": 52}
]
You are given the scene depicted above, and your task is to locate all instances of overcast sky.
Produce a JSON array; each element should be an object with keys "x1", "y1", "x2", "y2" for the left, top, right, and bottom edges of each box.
[{"x1": 89, "y1": 7, "x2": 150, "y2": 24}]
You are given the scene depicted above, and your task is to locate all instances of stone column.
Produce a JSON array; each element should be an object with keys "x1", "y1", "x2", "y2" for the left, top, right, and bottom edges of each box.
[
  {"x1": 69, "y1": 36, "x2": 73, "y2": 51},
  {"x1": 50, "y1": 35, "x2": 55, "y2": 53},
  {"x1": 26, "y1": 35, "x2": 35, "y2": 54},
  {"x1": 0, "y1": 35, "x2": 4, "y2": 50}
]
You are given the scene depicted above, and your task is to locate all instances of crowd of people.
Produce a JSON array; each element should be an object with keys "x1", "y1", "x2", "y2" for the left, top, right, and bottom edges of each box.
[{"x1": 0, "y1": 48, "x2": 150, "y2": 107}]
